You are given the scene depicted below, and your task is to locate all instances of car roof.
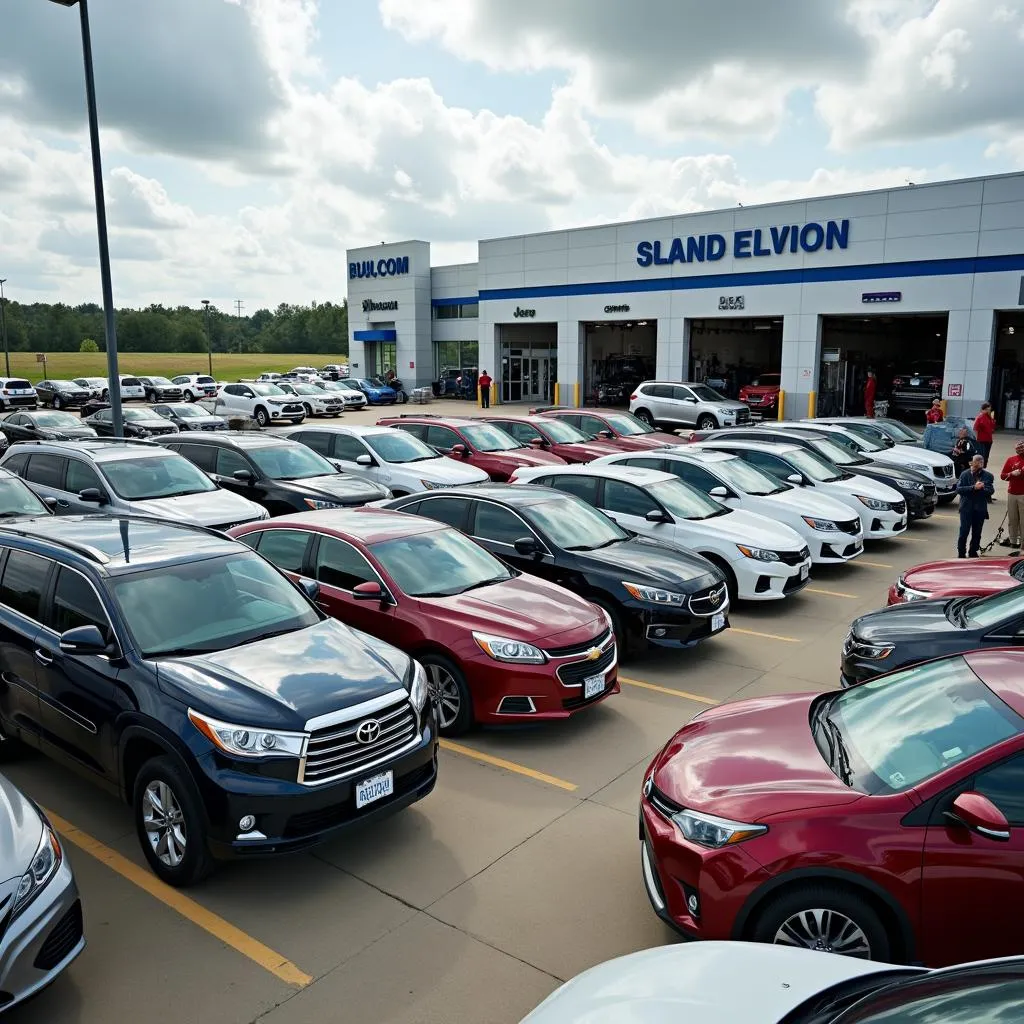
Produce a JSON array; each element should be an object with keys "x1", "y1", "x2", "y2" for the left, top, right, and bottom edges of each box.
[
  {"x1": 485, "y1": 414, "x2": 552, "y2": 426},
  {"x1": 965, "y1": 650, "x2": 1024, "y2": 718},
  {"x1": 661, "y1": 447, "x2": 741, "y2": 463},
  {"x1": 698, "y1": 439, "x2": 803, "y2": 455},
  {"x1": 745, "y1": 426, "x2": 830, "y2": 439},
  {"x1": 384, "y1": 416, "x2": 481, "y2": 427},
  {"x1": 11, "y1": 439, "x2": 177, "y2": 462},
  {"x1": 164, "y1": 431, "x2": 290, "y2": 448},
  {"x1": 247, "y1": 508, "x2": 445, "y2": 544},
  {"x1": 524, "y1": 463, "x2": 676, "y2": 485},
  {"x1": 413, "y1": 483, "x2": 568, "y2": 507},
  {"x1": 292, "y1": 424, "x2": 393, "y2": 437}
]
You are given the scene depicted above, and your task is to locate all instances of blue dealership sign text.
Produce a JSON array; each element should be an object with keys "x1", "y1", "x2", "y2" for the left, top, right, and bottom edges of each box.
[
  {"x1": 349, "y1": 256, "x2": 410, "y2": 280},
  {"x1": 636, "y1": 220, "x2": 850, "y2": 268}
]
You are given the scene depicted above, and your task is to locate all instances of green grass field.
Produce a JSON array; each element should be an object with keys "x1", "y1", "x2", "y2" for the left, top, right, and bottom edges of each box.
[{"x1": 7, "y1": 352, "x2": 345, "y2": 385}]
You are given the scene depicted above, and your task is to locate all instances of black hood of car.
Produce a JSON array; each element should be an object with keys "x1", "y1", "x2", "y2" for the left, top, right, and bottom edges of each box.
[
  {"x1": 276, "y1": 473, "x2": 390, "y2": 503},
  {"x1": 153, "y1": 619, "x2": 411, "y2": 729},
  {"x1": 571, "y1": 536, "x2": 721, "y2": 592},
  {"x1": 43, "y1": 427, "x2": 97, "y2": 439},
  {"x1": 853, "y1": 598, "x2": 961, "y2": 643}
]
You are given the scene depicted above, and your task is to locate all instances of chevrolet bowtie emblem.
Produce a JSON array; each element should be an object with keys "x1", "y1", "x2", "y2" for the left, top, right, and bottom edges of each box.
[{"x1": 586, "y1": 647, "x2": 602, "y2": 661}]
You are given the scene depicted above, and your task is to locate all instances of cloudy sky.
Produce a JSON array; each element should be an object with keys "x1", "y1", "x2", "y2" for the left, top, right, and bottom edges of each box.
[{"x1": 1, "y1": 0, "x2": 1022, "y2": 310}]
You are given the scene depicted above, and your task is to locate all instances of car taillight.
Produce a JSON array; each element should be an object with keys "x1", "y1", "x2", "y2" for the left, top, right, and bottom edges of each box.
[
  {"x1": 630, "y1": 394, "x2": 638, "y2": 402},
  {"x1": 892, "y1": 377, "x2": 903, "y2": 387}
]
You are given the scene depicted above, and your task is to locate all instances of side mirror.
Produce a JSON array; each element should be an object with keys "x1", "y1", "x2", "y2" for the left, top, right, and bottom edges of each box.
[
  {"x1": 298, "y1": 578, "x2": 321, "y2": 602},
  {"x1": 684, "y1": 397, "x2": 697, "y2": 403},
  {"x1": 451, "y1": 444, "x2": 470, "y2": 459},
  {"x1": 528, "y1": 437, "x2": 546, "y2": 448},
  {"x1": 59, "y1": 624, "x2": 110, "y2": 656},
  {"x1": 947, "y1": 792, "x2": 1010, "y2": 841},
  {"x1": 513, "y1": 536, "x2": 541, "y2": 556},
  {"x1": 43, "y1": 496, "x2": 58, "y2": 509},
  {"x1": 645, "y1": 509, "x2": 672, "y2": 523},
  {"x1": 708, "y1": 486, "x2": 729, "y2": 500},
  {"x1": 78, "y1": 487, "x2": 107, "y2": 505},
  {"x1": 355, "y1": 454, "x2": 373, "y2": 467},
  {"x1": 787, "y1": 474, "x2": 804, "y2": 485},
  {"x1": 233, "y1": 469, "x2": 254, "y2": 483},
  {"x1": 597, "y1": 430, "x2": 613, "y2": 440},
  {"x1": 352, "y1": 580, "x2": 386, "y2": 602}
]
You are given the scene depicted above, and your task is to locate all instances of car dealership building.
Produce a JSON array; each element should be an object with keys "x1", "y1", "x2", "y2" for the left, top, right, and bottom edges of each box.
[{"x1": 347, "y1": 171, "x2": 1024, "y2": 423}]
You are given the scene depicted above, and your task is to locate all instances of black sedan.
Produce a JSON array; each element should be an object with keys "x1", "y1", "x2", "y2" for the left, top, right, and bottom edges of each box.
[
  {"x1": 0, "y1": 409, "x2": 97, "y2": 443},
  {"x1": 841, "y1": 585, "x2": 1024, "y2": 687},
  {"x1": 83, "y1": 405, "x2": 178, "y2": 438},
  {"x1": 380, "y1": 484, "x2": 730, "y2": 654},
  {"x1": 137, "y1": 376, "x2": 184, "y2": 402},
  {"x1": 34, "y1": 379, "x2": 91, "y2": 410},
  {"x1": 152, "y1": 403, "x2": 227, "y2": 431}
]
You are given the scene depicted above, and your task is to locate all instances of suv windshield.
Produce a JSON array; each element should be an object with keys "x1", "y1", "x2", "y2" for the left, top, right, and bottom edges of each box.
[
  {"x1": 688, "y1": 385, "x2": 727, "y2": 402},
  {"x1": 842, "y1": 423, "x2": 895, "y2": 448},
  {"x1": 819, "y1": 656, "x2": 1023, "y2": 794},
  {"x1": 372, "y1": 528, "x2": 513, "y2": 597},
  {"x1": 787, "y1": 448, "x2": 844, "y2": 482},
  {"x1": 111, "y1": 552, "x2": 319, "y2": 657},
  {"x1": 880, "y1": 420, "x2": 921, "y2": 443},
  {"x1": 528, "y1": 496, "x2": 628, "y2": 551},
  {"x1": 102, "y1": 454, "x2": 218, "y2": 500},
  {"x1": 248, "y1": 444, "x2": 335, "y2": 480},
  {"x1": 710, "y1": 456, "x2": 788, "y2": 496},
  {"x1": 650, "y1": 479, "x2": 727, "y2": 520},
  {"x1": 964, "y1": 585, "x2": 1024, "y2": 629},
  {"x1": 0, "y1": 477, "x2": 49, "y2": 516},
  {"x1": 252, "y1": 383, "x2": 287, "y2": 397},
  {"x1": 165, "y1": 405, "x2": 203, "y2": 418},
  {"x1": 364, "y1": 432, "x2": 437, "y2": 463},
  {"x1": 32, "y1": 411, "x2": 81, "y2": 428},
  {"x1": 50, "y1": 380, "x2": 76, "y2": 390},
  {"x1": 602, "y1": 413, "x2": 654, "y2": 437},
  {"x1": 461, "y1": 424, "x2": 522, "y2": 452},
  {"x1": 833, "y1": 429, "x2": 883, "y2": 454},
  {"x1": 535, "y1": 420, "x2": 587, "y2": 444}
]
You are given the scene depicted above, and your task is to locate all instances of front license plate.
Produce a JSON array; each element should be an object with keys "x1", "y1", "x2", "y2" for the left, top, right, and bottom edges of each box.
[
  {"x1": 584, "y1": 673, "x2": 605, "y2": 699},
  {"x1": 712, "y1": 612, "x2": 726, "y2": 632},
  {"x1": 800, "y1": 564, "x2": 810, "y2": 581},
  {"x1": 356, "y1": 770, "x2": 394, "y2": 809}
]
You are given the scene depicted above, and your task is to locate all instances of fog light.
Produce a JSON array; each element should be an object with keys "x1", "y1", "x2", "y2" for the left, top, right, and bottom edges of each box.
[
  {"x1": 239, "y1": 814, "x2": 256, "y2": 832},
  {"x1": 688, "y1": 894, "x2": 699, "y2": 914},
  {"x1": 653, "y1": 627, "x2": 667, "y2": 638}
]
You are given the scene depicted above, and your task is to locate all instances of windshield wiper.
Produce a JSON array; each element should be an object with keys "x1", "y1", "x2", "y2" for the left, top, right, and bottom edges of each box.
[
  {"x1": 148, "y1": 646, "x2": 222, "y2": 658},
  {"x1": 0, "y1": 510, "x2": 39, "y2": 518},
  {"x1": 459, "y1": 574, "x2": 513, "y2": 593},
  {"x1": 824, "y1": 714, "x2": 854, "y2": 786},
  {"x1": 243, "y1": 627, "x2": 300, "y2": 645}
]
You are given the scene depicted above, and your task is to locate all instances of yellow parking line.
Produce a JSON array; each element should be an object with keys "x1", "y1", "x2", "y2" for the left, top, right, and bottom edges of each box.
[
  {"x1": 730, "y1": 627, "x2": 802, "y2": 643},
  {"x1": 851, "y1": 559, "x2": 893, "y2": 569},
  {"x1": 45, "y1": 809, "x2": 313, "y2": 988},
  {"x1": 806, "y1": 587, "x2": 859, "y2": 599},
  {"x1": 439, "y1": 739, "x2": 578, "y2": 792},
  {"x1": 619, "y1": 676, "x2": 718, "y2": 705}
]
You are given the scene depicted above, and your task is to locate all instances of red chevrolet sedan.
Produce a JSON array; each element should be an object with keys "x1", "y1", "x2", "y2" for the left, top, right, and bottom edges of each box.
[
  {"x1": 888, "y1": 557, "x2": 1023, "y2": 605},
  {"x1": 482, "y1": 415, "x2": 623, "y2": 463},
  {"x1": 532, "y1": 407, "x2": 684, "y2": 450},
  {"x1": 377, "y1": 416, "x2": 566, "y2": 480},
  {"x1": 230, "y1": 509, "x2": 617, "y2": 735},
  {"x1": 641, "y1": 648, "x2": 1024, "y2": 967}
]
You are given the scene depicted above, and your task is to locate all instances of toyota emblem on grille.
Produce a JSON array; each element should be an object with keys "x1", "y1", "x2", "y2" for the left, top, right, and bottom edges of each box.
[{"x1": 356, "y1": 720, "x2": 381, "y2": 744}]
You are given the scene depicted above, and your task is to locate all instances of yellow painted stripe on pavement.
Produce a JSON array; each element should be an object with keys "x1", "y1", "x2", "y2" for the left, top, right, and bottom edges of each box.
[
  {"x1": 45, "y1": 810, "x2": 313, "y2": 988},
  {"x1": 806, "y1": 587, "x2": 859, "y2": 599},
  {"x1": 439, "y1": 739, "x2": 578, "y2": 792},
  {"x1": 730, "y1": 626, "x2": 801, "y2": 643},
  {"x1": 619, "y1": 676, "x2": 718, "y2": 705},
  {"x1": 851, "y1": 559, "x2": 893, "y2": 569}
]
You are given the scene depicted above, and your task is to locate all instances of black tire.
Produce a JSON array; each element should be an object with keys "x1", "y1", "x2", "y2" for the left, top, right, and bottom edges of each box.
[
  {"x1": 634, "y1": 408, "x2": 654, "y2": 427},
  {"x1": 395, "y1": 390, "x2": 408, "y2": 405},
  {"x1": 702, "y1": 554, "x2": 738, "y2": 604},
  {"x1": 750, "y1": 884, "x2": 890, "y2": 961},
  {"x1": 420, "y1": 653, "x2": 473, "y2": 736},
  {"x1": 146, "y1": 391, "x2": 156, "y2": 403},
  {"x1": 696, "y1": 413, "x2": 718, "y2": 431},
  {"x1": 303, "y1": 403, "x2": 313, "y2": 417},
  {"x1": 101, "y1": 389, "x2": 109, "y2": 402},
  {"x1": 254, "y1": 406, "x2": 270, "y2": 427},
  {"x1": 53, "y1": 396, "x2": 63, "y2": 410},
  {"x1": 591, "y1": 597, "x2": 629, "y2": 658},
  {"x1": 132, "y1": 755, "x2": 215, "y2": 887},
  {"x1": 184, "y1": 389, "x2": 196, "y2": 403}
]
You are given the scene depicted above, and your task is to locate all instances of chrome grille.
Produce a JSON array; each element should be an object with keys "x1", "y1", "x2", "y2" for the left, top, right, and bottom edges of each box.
[
  {"x1": 837, "y1": 520, "x2": 861, "y2": 535},
  {"x1": 689, "y1": 583, "x2": 728, "y2": 617},
  {"x1": 545, "y1": 628, "x2": 612, "y2": 658},
  {"x1": 300, "y1": 699, "x2": 418, "y2": 785},
  {"x1": 557, "y1": 644, "x2": 616, "y2": 687}
]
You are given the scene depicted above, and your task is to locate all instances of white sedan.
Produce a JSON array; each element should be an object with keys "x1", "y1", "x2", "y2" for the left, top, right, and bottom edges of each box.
[
  {"x1": 511, "y1": 463, "x2": 812, "y2": 602},
  {"x1": 693, "y1": 439, "x2": 910, "y2": 540},
  {"x1": 593, "y1": 448, "x2": 864, "y2": 564}
]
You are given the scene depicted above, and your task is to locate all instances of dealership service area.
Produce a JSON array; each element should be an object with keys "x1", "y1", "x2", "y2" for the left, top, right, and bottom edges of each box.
[{"x1": 348, "y1": 171, "x2": 1024, "y2": 423}]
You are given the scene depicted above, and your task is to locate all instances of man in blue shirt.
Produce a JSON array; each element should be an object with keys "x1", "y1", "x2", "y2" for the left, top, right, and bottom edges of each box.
[{"x1": 957, "y1": 454, "x2": 995, "y2": 558}]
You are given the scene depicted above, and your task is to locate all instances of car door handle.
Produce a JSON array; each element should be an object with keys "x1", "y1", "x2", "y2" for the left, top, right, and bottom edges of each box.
[
  {"x1": 56, "y1": 499, "x2": 70, "y2": 508},
  {"x1": 34, "y1": 649, "x2": 53, "y2": 666}
]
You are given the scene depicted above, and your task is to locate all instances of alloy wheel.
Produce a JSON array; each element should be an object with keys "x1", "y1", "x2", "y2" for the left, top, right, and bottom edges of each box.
[
  {"x1": 427, "y1": 664, "x2": 461, "y2": 730},
  {"x1": 142, "y1": 779, "x2": 188, "y2": 869},
  {"x1": 773, "y1": 908, "x2": 871, "y2": 958}
]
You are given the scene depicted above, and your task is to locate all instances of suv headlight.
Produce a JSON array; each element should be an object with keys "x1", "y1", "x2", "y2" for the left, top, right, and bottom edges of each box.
[
  {"x1": 843, "y1": 634, "x2": 895, "y2": 660},
  {"x1": 895, "y1": 576, "x2": 929, "y2": 601},
  {"x1": 473, "y1": 632, "x2": 547, "y2": 664},
  {"x1": 188, "y1": 709, "x2": 306, "y2": 758},
  {"x1": 420, "y1": 481, "x2": 448, "y2": 491},
  {"x1": 802, "y1": 516, "x2": 839, "y2": 531},
  {"x1": 304, "y1": 498, "x2": 342, "y2": 510},
  {"x1": 622, "y1": 582, "x2": 686, "y2": 605},
  {"x1": 670, "y1": 808, "x2": 767, "y2": 849},
  {"x1": 410, "y1": 660, "x2": 429, "y2": 712},
  {"x1": 894, "y1": 478, "x2": 924, "y2": 490},
  {"x1": 856, "y1": 496, "x2": 893, "y2": 511},
  {"x1": 12, "y1": 817, "x2": 62, "y2": 919},
  {"x1": 736, "y1": 544, "x2": 780, "y2": 562}
]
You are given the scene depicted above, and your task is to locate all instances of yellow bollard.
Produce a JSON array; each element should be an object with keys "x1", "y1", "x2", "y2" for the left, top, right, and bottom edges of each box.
[
  {"x1": 553, "y1": 382, "x2": 560, "y2": 406},
  {"x1": 777, "y1": 390, "x2": 786, "y2": 421},
  {"x1": 477, "y1": 384, "x2": 483, "y2": 409},
  {"x1": 573, "y1": 382, "x2": 580, "y2": 408},
  {"x1": 491, "y1": 382, "x2": 497, "y2": 407},
  {"x1": 940, "y1": 398, "x2": 948, "y2": 418},
  {"x1": 807, "y1": 390, "x2": 816, "y2": 419}
]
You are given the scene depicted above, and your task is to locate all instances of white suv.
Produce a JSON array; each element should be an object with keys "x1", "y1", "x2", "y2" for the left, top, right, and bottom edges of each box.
[
  {"x1": 282, "y1": 424, "x2": 489, "y2": 494},
  {"x1": 213, "y1": 383, "x2": 305, "y2": 426},
  {"x1": 0, "y1": 377, "x2": 37, "y2": 410},
  {"x1": 276, "y1": 382, "x2": 344, "y2": 418},
  {"x1": 511, "y1": 463, "x2": 812, "y2": 601},
  {"x1": 171, "y1": 374, "x2": 218, "y2": 402}
]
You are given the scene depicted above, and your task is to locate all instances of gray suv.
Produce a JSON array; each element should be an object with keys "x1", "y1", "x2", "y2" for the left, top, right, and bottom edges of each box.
[
  {"x1": 0, "y1": 439, "x2": 269, "y2": 531},
  {"x1": 629, "y1": 381, "x2": 751, "y2": 431}
]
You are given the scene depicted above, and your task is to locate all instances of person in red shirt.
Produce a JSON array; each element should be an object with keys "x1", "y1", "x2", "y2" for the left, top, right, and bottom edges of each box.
[
  {"x1": 478, "y1": 369, "x2": 492, "y2": 408},
  {"x1": 925, "y1": 399, "x2": 944, "y2": 424},
  {"x1": 863, "y1": 370, "x2": 877, "y2": 418},
  {"x1": 1000, "y1": 439, "x2": 1024, "y2": 547},
  {"x1": 973, "y1": 402, "x2": 996, "y2": 466}
]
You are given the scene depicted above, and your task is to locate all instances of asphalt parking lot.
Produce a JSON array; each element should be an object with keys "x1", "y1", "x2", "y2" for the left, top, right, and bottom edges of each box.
[{"x1": 5, "y1": 405, "x2": 1014, "y2": 1024}]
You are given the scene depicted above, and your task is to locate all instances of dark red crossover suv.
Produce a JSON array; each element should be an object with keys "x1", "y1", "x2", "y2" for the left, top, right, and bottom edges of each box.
[
  {"x1": 230, "y1": 509, "x2": 617, "y2": 735},
  {"x1": 641, "y1": 649, "x2": 1024, "y2": 967},
  {"x1": 532, "y1": 407, "x2": 684, "y2": 450},
  {"x1": 376, "y1": 416, "x2": 566, "y2": 480},
  {"x1": 482, "y1": 415, "x2": 623, "y2": 463}
]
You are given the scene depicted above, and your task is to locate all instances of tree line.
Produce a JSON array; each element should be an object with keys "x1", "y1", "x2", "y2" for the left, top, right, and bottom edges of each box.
[{"x1": 0, "y1": 300, "x2": 349, "y2": 355}]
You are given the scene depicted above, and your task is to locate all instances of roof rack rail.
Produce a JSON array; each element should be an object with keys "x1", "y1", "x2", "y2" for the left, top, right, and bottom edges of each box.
[
  {"x1": 386, "y1": 414, "x2": 440, "y2": 419},
  {"x1": 0, "y1": 521, "x2": 111, "y2": 564},
  {"x1": 80, "y1": 436, "x2": 162, "y2": 446},
  {"x1": 528, "y1": 406, "x2": 564, "y2": 413}
]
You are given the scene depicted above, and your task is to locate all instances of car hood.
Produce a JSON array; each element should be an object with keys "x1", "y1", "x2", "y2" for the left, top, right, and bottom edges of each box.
[
  {"x1": 904, "y1": 558, "x2": 1018, "y2": 598},
  {"x1": 422, "y1": 575, "x2": 604, "y2": 646},
  {"x1": 556, "y1": 440, "x2": 624, "y2": 460},
  {"x1": 852, "y1": 599, "x2": 960, "y2": 643},
  {"x1": 281, "y1": 474, "x2": 391, "y2": 502},
  {"x1": 691, "y1": 508, "x2": 805, "y2": 550},
  {"x1": 522, "y1": 942, "x2": 903, "y2": 1023},
  {"x1": 836, "y1": 474, "x2": 905, "y2": 502},
  {"x1": 475, "y1": 449, "x2": 565, "y2": 467},
  {"x1": 46, "y1": 427, "x2": 98, "y2": 439},
  {"x1": 758, "y1": 486, "x2": 858, "y2": 522},
  {"x1": 848, "y1": 463, "x2": 932, "y2": 488},
  {"x1": 154, "y1": 619, "x2": 410, "y2": 729},
  {"x1": 130, "y1": 488, "x2": 265, "y2": 527},
  {"x1": 181, "y1": 416, "x2": 225, "y2": 426},
  {"x1": 415, "y1": 459, "x2": 489, "y2": 485},
  {"x1": 577, "y1": 536, "x2": 721, "y2": 588},
  {"x1": 876, "y1": 444, "x2": 951, "y2": 468},
  {"x1": 653, "y1": 692, "x2": 863, "y2": 820},
  {"x1": 0, "y1": 774, "x2": 44, "y2": 884}
]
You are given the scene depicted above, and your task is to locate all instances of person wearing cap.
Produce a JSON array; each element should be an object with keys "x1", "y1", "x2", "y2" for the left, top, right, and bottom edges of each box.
[
  {"x1": 1000, "y1": 440, "x2": 1024, "y2": 547},
  {"x1": 925, "y1": 399, "x2": 944, "y2": 424}
]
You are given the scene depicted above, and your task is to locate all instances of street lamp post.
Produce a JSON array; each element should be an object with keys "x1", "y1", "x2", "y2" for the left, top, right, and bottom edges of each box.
[
  {"x1": 201, "y1": 299, "x2": 212, "y2": 376},
  {"x1": 0, "y1": 279, "x2": 10, "y2": 378},
  {"x1": 49, "y1": 0, "x2": 123, "y2": 437}
]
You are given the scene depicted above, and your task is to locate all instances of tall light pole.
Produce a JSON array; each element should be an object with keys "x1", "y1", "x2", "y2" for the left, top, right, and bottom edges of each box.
[
  {"x1": 49, "y1": 0, "x2": 123, "y2": 437},
  {"x1": 201, "y1": 299, "x2": 212, "y2": 376},
  {"x1": 0, "y1": 279, "x2": 10, "y2": 378}
]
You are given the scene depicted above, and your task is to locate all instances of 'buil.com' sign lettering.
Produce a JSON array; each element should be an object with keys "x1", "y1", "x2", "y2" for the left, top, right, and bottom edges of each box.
[
  {"x1": 636, "y1": 220, "x2": 850, "y2": 268},
  {"x1": 349, "y1": 256, "x2": 410, "y2": 280}
]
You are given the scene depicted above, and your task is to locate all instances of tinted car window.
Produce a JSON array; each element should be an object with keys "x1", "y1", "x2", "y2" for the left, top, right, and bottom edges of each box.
[
  {"x1": 216, "y1": 448, "x2": 251, "y2": 477},
  {"x1": 169, "y1": 442, "x2": 217, "y2": 473},
  {"x1": 670, "y1": 386, "x2": 693, "y2": 402},
  {"x1": 621, "y1": 458, "x2": 667, "y2": 471},
  {"x1": 495, "y1": 421, "x2": 533, "y2": 445},
  {"x1": 50, "y1": 567, "x2": 109, "y2": 635},
  {"x1": 841, "y1": 973, "x2": 1024, "y2": 1024},
  {"x1": 604, "y1": 480, "x2": 659, "y2": 517},
  {"x1": 0, "y1": 478, "x2": 49, "y2": 516},
  {"x1": 425, "y1": 425, "x2": 461, "y2": 451},
  {"x1": 473, "y1": 502, "x2": 532, "y2": 545},
  {"x1": 26, "y1": 454, "x2": 65, "y2": 489},
  {"x1": 669, "y1": 461, "x2": 725, "y2": 494},
  {"x1": 333, "y1": 435, "x2": 368, "y2": 462},
  {"x1": 974, "y1": 755, "x2": 1024, "y2": 826},
  {"x1": 739, "y1": 449, "x2": 793, "y2": 481},
  {"x1": 644, "y1": 384, "x2": 671, "y2": 399},
  {"x1": 314, "y1": 537, "x2": 377, "y2": 590},
  {"x1": 544, "y1": 474, "x2": 601, "y2": 504},
  {"x1": 254, "y1": 529, "x2": 311, "y2": 573},
  {"x1": 65, "y1": 459, "x2": 103, "y2": 494},
  {"x1": 2, "y1": 453, "x2": 29, "y2": 476},
  {"x1": 395, "y1": 422, "x2": 426, "y2": 441},
  {"x1": 0, "y1": 549, "x2": 51, "y2": 621},
  {"x1": 412, "y1": 496, "x2": 469, "y2": 530},
  {"x1": 293, "y1": 431, "x2": 332, "y2": 457}
]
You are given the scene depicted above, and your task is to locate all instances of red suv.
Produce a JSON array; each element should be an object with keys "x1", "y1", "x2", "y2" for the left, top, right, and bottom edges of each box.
[
  {"x1": 377, "y1": 416, "x2": 566, "y2": 480},
  {"x1": 229, "y1": 509, "x2": 617, "y2": 735},
  {"x1": 532, "y1": 407, "x2": 684, "y2": 449},
  {"x1": 888, "y1": 557, "x2": 1024, "y2": 605},
  {"x1": 482, "y1": 415, "x2": 622, "y2": 463},
  {"x1": 641, "y1": 649, "x2": 1024, "y2": 967},
  {"x1": 737, "y1": 373, "x2": 781, "y2": 418}
]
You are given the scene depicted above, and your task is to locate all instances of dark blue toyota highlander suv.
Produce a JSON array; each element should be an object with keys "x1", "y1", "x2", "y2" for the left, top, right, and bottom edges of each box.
[{"x1": 0, "y1": 515, "x2": 438, "y2": 886}]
